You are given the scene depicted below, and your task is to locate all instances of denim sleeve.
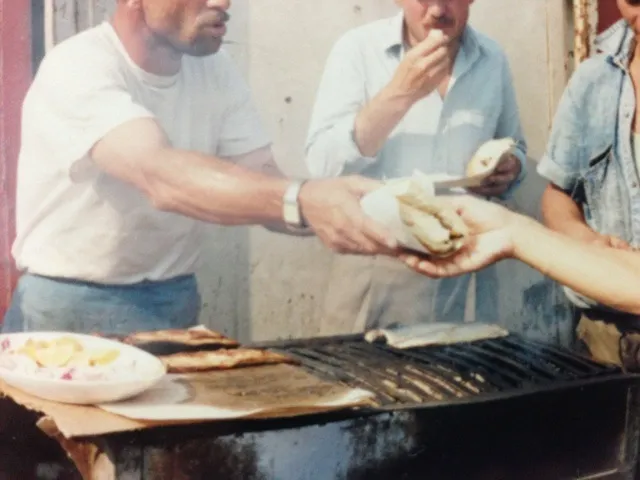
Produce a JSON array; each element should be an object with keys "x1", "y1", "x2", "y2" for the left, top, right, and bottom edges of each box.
[
  {"x1": 536, "y1": 81, "x2": 584, "y2": 192},
  {"x1": 304, "y1": 33, "x2": 377, "y2": 178},
  {"x1": 494, "y1": 56, "x2": 528, "y2": 200}
]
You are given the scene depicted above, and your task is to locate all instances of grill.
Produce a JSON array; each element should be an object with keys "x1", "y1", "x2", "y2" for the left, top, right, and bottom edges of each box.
[
  {"x1": 37, "y1": 333, "x2": 640, "y2": 480},
  {"x1": 268, "y1": 334, "x2": 623, "y2": 410}
]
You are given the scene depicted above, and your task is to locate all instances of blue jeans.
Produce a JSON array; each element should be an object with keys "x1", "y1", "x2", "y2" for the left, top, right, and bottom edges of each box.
[{"x1": 3, "y1": 273, "x2": 201, "y2": 335}]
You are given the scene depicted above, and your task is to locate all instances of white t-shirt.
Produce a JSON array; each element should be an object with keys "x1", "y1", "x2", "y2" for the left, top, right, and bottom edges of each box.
[{"x1": 13, "y1": 22, "x2": 271, "y2": 284}]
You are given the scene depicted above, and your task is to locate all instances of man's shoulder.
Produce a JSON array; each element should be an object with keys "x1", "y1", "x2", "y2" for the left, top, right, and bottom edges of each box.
[
  {"x1": 37, "y1": 24, "x2": 121, "y2": 79},
  {"x1": 333, "y1": 15, "x2": 397, "y2": 48},
  {"x1": 468, "y1": 27, "x2": 508, "y2": 62},
  {"x1": 570, "y1": 53, "x2": 619, "y2": 89}
]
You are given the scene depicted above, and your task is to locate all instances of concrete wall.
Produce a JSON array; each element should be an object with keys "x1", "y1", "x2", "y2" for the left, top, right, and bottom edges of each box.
[{"x1": 50, "y1": 0, "x2": 576, "y2": 344}]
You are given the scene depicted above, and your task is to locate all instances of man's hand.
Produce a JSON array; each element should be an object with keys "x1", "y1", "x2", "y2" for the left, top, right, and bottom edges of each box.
[
  {"x1": 299, "y1": 176, "x2": 398, "y2": 255},
  {"x1": 388, "y1": 31, "x2": 454, "y2": 103},
  {"x1": 399, "y1": 195, "x2": 519, "y2": 277},
  {"x1": 467, "y1": 153, "x2": 521, "y2": 197}
]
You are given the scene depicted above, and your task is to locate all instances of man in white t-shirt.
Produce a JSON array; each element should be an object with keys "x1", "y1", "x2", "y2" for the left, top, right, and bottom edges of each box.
[{"x1": 4, "y1": 0, "x2": 397, "y2": 334}]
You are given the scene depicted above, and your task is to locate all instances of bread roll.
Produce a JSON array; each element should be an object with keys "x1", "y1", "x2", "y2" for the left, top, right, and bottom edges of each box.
[
  {"x1": 466, "y1": 137, "x2": 516, "y2": 178},
  {"x1": 395, "y1": 187, "x2": 469, "y2": 257}
]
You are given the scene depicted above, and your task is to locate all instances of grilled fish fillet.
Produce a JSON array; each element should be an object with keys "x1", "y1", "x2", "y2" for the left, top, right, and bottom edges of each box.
[{"x1": 365, "y1": 323, "x2": 509, "y2": 349}]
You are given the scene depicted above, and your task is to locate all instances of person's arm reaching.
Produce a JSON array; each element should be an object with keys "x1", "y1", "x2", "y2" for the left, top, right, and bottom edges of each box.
[
  {"x1": 401, "y1": 196, "x2": 640, "y2": 314},
  {"x1": 91, "y1": 117, "x2": 397, "y2": 254}
]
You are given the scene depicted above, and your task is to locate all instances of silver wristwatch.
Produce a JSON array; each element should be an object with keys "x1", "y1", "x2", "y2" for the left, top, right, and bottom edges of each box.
[{"x1": 282, "y1": 180, "x2": 309, "y2": 232}]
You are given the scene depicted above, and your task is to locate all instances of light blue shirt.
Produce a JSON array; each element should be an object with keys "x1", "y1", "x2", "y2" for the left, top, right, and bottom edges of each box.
[
  {"x1": 303, "y1": 13, "x2": 527, "y2": 330},
  {"x1": 537, "y1": 19, "x2": 639, "y2": 310},
  {"x1": 305, "y1": 12, "x2": 527, "y2": 197}
]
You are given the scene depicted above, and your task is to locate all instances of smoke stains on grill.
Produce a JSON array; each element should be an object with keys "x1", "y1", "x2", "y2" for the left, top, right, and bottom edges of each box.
[
  {"x1": 141, "y1": 438, "x2": 266, "y2": 480},
  {"x1": 340, "y1": 412, "x2": 417, "y2": 475}
]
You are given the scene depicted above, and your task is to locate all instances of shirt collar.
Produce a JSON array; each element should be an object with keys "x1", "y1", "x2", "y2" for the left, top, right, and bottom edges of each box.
[
  {"x1": 595, "y1": 19, "x2": 635, "y2": 67},
  {"x1": 382, "y1": 11, "x2": 406, "y2": 54}
]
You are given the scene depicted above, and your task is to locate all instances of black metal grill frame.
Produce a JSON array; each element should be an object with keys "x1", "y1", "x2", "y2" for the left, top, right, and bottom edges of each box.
[{"x1": 252, "y1": 333, "x2": 639, "y2": 412}]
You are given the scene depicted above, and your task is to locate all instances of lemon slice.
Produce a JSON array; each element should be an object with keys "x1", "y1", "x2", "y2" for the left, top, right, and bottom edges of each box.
[
  {"x1": 34, "y1": 344, "x2": 76, "y2": 367},
  {"x1": 89, "y1": 349, "x2": 120, "y2": 366},
  {"x1": 54, "y1": 336, "x2": 83, "y2": 352},
  {"x1": 67, "y1": 351, "x2": 92, "y2": 367}
]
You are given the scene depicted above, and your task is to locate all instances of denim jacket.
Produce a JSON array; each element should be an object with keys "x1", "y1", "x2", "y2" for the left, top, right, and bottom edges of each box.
[
  {"x1": 538, "y1": 20, "x2": 640, "y2": 245},
  {"x1": 537, "y1": 20, "x2": 640, "y2": 309}
]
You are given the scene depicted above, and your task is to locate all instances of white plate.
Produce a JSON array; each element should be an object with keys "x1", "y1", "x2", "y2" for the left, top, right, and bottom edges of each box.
[{"x1": 0, "y1": 332, "x2": 166, "y2": 405}]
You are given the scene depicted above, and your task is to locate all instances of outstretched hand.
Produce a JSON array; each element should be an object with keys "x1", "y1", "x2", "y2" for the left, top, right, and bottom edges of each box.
[{"x1": 399, "y1": 195, "x2": 523, "y2": 277}]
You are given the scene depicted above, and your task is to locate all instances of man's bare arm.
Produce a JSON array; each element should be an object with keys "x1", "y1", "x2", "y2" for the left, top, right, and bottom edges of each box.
[
  {"x1": 92, "y1": 119, "x2": 288, "y2": 225},
  {"x1": 91, "y1": 118, "x2": 396, "y2": 253},
  {"x1": 231, "y1": 146, "x2": 312, "y2": 235},
  {"x1": 354, "y1": 33, "x2": 452, "y2": 157},
  {"x1": 232, "y1": 146, "x2": 284, "y2": 179},
  {"x1": 540, "y1": 184, "x2": 601, "y2": 242}
]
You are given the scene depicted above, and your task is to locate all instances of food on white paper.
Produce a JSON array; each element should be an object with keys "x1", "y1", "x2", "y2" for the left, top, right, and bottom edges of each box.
[
  {"x1": 361, "y1": 175, "x2": 468, "y2": 256},
  {"x1": 466, "y1": 137, "x2": 516, "y2": 179},
  {"x1": 365, "y1": 323, "x2": 510, "y2": 349},
  {"x1": 396, "y1": 185, "x2": 469, "y2": 256}
]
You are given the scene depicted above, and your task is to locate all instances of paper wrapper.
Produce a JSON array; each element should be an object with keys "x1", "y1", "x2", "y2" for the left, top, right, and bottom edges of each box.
[
  {"x1": 360, "y1": 173, "x2": 437, "y2": 255},
  {"x1": 98, "y1": 364, "x2": 375, "y2": 422}
]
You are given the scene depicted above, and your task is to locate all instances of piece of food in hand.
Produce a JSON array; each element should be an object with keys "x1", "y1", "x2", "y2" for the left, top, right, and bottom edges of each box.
[
  {"x1": 466, "y1": 137, "x2": 516, "y2": 178},
  {"x1": 395, "y1": 186, "x2": 469, "y2": 257}
]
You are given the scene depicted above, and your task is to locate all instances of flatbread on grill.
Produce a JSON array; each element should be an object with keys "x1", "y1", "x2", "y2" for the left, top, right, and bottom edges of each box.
[
  {"x1": 159, "y1": 348, "x2": 299, "y2": 374},
  {"x1": 122, "y1": 327, "x2": 240, "y2": 355}
]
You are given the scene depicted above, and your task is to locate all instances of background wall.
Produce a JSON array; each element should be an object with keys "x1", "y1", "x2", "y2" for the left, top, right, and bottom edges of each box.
[{"x1": 45, "y1": 0, "x2": 576, "y2": 344}]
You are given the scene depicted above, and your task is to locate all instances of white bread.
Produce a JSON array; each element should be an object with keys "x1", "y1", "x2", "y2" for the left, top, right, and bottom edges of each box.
[
  {"x1": 395, "y1": 184, "x2": 469, "y2": 257},
  {"x1": 466, "y1": 138, "x2": 516, "y2": 178}
]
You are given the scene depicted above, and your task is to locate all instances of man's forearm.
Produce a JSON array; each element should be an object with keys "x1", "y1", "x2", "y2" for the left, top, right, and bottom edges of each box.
[
  {"x1": 142, "y1": 148, "x2": 290, "y2": 226},
  {"x1": 540, "y1": 184, "x2": 598, "y2": 241},
  {"x1": 354, "y1": 86, "x2": 413, "y2": 157}
]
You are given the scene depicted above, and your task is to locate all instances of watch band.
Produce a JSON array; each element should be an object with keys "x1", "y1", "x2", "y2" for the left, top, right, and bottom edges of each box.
[{"x1": 283, "y1": 180, "x2": 308, "y2": 231}]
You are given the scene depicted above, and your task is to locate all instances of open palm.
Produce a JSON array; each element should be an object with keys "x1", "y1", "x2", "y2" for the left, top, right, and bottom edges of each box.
[{"x1": 400, "y1": 195, "x2": 518, "y2": 277}]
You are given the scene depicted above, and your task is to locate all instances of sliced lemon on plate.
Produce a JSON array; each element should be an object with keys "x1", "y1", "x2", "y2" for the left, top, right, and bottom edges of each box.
[
  {"x1": 34, "y1": 344, "x2": 76, "y2": 368},
  {"x1": 89, "y1": 349, "x2": 120, "y2": 366}
]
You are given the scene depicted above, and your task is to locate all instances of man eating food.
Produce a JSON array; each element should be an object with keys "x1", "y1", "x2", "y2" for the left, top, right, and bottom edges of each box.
[{"x1": 304, "y1": 0, "x2": 528, "y2": 333}]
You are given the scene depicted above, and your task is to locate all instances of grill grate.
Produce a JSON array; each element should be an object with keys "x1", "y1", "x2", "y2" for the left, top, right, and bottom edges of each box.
[{"x1": 269, "y1": 335, "x2": 622, "y2": 409}]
